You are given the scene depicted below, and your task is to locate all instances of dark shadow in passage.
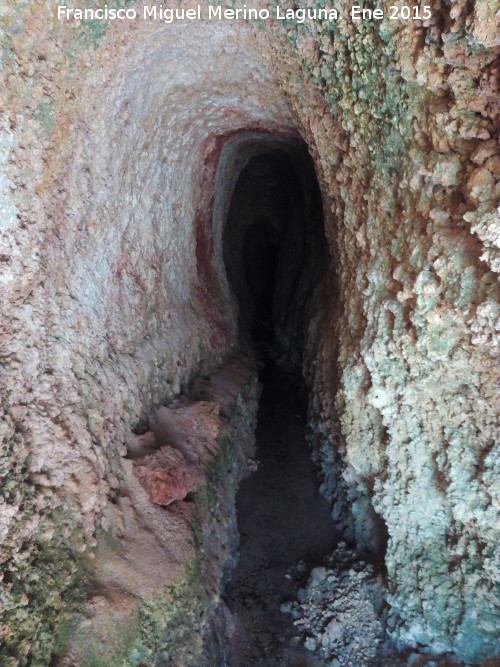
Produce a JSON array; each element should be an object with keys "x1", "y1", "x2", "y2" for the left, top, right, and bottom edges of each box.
[
  {"x1": 222, "y1": 141, "x2": 334, "y2": 665},
  {"x1": 224, "y1": 365, "x2": 340, "y2": 666},
  {"x1": 243, "y1": 221, "x2": 280, "y2": 342},
  {"x1": 223, "y1": 145, "x2": 328, "y2": 366}
]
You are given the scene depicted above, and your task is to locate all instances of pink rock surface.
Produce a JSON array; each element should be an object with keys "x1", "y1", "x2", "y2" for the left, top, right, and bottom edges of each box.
[
  {"x1": 133, "y1": 445, "x2": 201, "y2": 506},
  {"x1": 134, "y1": 399, "x2": 222, "y2": 505}
]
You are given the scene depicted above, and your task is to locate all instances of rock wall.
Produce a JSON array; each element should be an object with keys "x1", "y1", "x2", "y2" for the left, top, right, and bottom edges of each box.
[
  {"x1": 264, "y1": 1, "x2": 499, "y2": 662},
  {"x1": 0, "y1": 0, "x2": 498, "y2": 664},
  {"x1": 60, "y1": 353, "x2": 259, "y2": 666},
  {"x1": 0, "y1": 9, "x2": 291, "y2": 662}
]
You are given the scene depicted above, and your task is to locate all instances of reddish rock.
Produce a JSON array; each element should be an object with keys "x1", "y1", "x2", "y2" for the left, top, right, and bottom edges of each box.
[
  {"x1": 149, "y1": 399, "x2": 222, "y2": 464},
  {"x1": 133, "y1": 446, "x2": 202, "y2": 506}
]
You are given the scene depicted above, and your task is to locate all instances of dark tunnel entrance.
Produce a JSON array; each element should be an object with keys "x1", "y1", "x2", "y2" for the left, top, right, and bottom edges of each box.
[
  {"x1": 243, "y1": 221, "x2": 279, "y2": 341},
  {"x1": 221, "y1": 142, "x2": 339, "y2": 666},
  {"x1": 222, "y1": 144, "x2": 327, "y2": 364}
]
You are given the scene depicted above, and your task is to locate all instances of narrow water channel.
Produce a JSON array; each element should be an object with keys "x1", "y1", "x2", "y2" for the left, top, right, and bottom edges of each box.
[{"x1": 224, "y1": 363, "x2": 339, "y2": 666}]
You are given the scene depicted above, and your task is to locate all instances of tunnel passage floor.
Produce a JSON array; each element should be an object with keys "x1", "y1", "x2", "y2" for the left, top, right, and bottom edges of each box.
[{"x1": 224, "y1": 364, "x2": 339, "y2": 666}]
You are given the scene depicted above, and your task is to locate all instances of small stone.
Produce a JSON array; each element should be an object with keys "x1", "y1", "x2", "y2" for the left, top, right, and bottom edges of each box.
[
  {"x1": 484, "y1": 155, "x2": 500, "y2": 177},
  {"x1": 325, "y1": 619, "x2": 344, "y2": 642},
  {"x1": 467, "y1": 167, "x2": 495, "y2": 201},
  {"x1": 310, "y1": 566, "x2": 328, "y2": 585},
  {"x1": 471, "y1": 139, "x2": 498, "y2": 165},
  {"x1": 430, "y1": 153, "x2": 462, "y2": 186}
]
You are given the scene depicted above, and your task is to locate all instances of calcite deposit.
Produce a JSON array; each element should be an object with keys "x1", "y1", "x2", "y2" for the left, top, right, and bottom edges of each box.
[{"x1": 0, "y1": 0, "x2": 498, "y2": 664}]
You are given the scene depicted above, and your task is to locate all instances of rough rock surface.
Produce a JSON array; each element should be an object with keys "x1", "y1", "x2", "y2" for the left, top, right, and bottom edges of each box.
[
  {"x1": 60, "y1": 353, "x2": 259, "y2": 666},
  {"x1": 264, "y1": 2, "x2": 500, "y2": 661},
  {"x1": 282, "y1": 544, "x2": 386, "y2": 666},
  {"x1": 133, "y1": 400, "x2": 222, "y2": 505},
  {"x1": 0, "y1": 0, "x2": 499, "y2": 664},
  {"x1": 133, "y1": 441, "x2": 202, "y2": 506}
]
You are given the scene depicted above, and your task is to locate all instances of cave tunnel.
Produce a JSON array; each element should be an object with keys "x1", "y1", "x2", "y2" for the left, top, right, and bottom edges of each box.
[
  {"x1": 2, "y1": 7, "x2": 499, "y2": 667},
  {"x1": 220, "y1": 141, "x2": 344, "y2": 666},
  {"x1": 222, "y1": 142, "x2": 328, "y2": 362},
  {"x1": 243, "y1": 220, "x2": 280, "y2": 341}
]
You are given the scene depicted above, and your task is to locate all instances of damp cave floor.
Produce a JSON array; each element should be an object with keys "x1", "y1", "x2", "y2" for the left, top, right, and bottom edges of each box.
[{"x1": 224, "y1": 362, "x2": 340, "y2": 666}]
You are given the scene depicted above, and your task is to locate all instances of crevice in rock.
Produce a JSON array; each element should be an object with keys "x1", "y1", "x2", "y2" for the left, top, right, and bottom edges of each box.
[{"x1": 217, "y1": 134, "x2": 401, "y2": 666}]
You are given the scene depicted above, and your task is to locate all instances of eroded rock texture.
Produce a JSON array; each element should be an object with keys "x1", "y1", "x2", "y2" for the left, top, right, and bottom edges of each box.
[
  {"x1": 275, "y1": 3, "x2": 500, "y2": 661},
  {"x1": 0, "y1": 0, "x2": 498, "y2": 664},
  {"x1": 282, "y1": 544, "x2": 387, "y2": 666}
]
